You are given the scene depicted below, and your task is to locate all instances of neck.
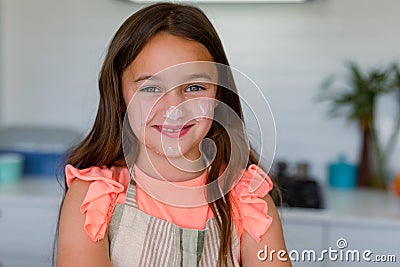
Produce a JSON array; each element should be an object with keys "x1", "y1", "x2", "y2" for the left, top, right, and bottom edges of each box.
[{"x1": 135, "y1": 145, "x2": 207, "y2": 182}]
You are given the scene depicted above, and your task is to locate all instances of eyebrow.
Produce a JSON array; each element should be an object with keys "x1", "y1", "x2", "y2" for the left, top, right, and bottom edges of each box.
[
  {"x1": 185, "y1": 73, "x2": 214, "y2": 81},
  {"x1": 133, "y1": 72, "x2": 214, "y2": 83},
  {"x1": 133, "y1": 75, "x2": 160, "y2": 83}
]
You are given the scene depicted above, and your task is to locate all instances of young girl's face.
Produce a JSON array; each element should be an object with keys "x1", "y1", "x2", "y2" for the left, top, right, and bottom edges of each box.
[{"x1": 121, "y1": 31, "x2": 218, "y2": 162}]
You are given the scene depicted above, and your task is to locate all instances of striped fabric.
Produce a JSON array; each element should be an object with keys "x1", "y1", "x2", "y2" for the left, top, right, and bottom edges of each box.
[
  {"x1": 108, "y1": 182, "x2": 240, "y2": 267},
  {"x1": 124, "y1": 180, "x2": 138, "y2": 208}
]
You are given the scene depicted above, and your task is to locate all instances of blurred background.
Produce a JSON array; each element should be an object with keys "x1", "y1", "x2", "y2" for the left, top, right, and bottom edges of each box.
[{"x1": 0, "y1": 0, "x2": 399, "y2": 266}]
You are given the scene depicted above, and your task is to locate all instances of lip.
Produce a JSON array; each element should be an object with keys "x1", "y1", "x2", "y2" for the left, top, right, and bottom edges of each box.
[{"x1": 153, "y1": 124, "x2": 194, "y2": 138}]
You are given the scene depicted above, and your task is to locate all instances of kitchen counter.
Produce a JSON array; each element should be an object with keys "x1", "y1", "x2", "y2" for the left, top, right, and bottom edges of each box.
[
  {"x1": 0, "y1": 176, "x2": 63, "y2": 201},
  {"x1": 280, "y1": 187, "x2": 400, "y2": 228}
]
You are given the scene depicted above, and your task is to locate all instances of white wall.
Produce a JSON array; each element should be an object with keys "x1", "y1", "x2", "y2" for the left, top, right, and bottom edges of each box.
[{"x1": 1, "y1": 0, "x2": 400, "y2": 181}]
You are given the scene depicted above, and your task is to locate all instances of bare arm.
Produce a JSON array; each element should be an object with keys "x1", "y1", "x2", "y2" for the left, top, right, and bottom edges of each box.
[
  {"x1": 57, "y1": 179, "x2": 111, "y2": 267},
  {"x1": 240, "y1": 194, "x2": 292, "y2": 267}
]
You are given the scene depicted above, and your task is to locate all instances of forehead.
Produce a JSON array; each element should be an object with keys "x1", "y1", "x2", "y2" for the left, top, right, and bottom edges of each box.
[{"x1": 124, "y1": 31, "x2": 214, "y2": 80}]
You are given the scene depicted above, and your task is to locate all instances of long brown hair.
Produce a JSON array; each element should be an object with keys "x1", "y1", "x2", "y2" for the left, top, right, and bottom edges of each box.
[{"x1": 66, "y1": 3, "x2": 264, "y2": 266}]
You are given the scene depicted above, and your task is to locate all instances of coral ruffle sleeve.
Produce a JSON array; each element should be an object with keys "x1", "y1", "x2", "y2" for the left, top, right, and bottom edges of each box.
[
  {"x1": 230, "y1": 164, "x2": 274, "y2": 243},
  {"x1": 65, "y1": 164, "x2": 130, "y2": 242}
]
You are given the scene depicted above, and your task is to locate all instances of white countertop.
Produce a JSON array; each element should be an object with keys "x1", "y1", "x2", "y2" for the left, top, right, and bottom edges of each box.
[
  {"x1": 0, "y1": 177, "x2": 63, "y2": 206},
  {"x1": 280, "y1": 187, "x2": 400, "y2": 228}
]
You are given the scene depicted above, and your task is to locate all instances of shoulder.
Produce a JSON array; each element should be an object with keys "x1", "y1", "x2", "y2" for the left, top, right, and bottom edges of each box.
[
  {"x1": 58, "y1": 176, "x2": 111, "y2": 266},
  {"x1": 239, "y1": 193, "x2": 291, "y2": 266},
  {"x1": 229, "y1": 164, "x2": 291, "y2": 266},
  {"x1": 62, "y1": 164, "x2": 130, "y2": 241},
  {"x1": 58, "y1": 164, "x2": 131, "y2": 266}
]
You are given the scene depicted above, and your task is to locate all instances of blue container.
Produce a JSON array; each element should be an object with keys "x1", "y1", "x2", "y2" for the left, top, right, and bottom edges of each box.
[
  {"x1": 0, "y1": 150, "x2": 66, "y2": 177},
  {"x1": 0, "y1": 153, "x2": 24, "y2": 183},
  {"x1": 328, "y1": 155, "x2": 357, "y2": 189},
  {"x1": 0, "y1": 126, "x2": 79, "y2": 177},
  {"x1": 21, "y1": 151, "x2": 65, "y2": 176}
]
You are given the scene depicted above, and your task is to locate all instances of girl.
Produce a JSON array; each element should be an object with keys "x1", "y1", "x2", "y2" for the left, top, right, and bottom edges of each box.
[{"x1": 57, "y1": 2, "x2": 291, "y2": 267}]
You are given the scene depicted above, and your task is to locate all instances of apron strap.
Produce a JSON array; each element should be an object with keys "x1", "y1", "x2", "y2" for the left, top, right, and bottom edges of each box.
[{"x1": 124, "y1": 166, "x2": 138, "y2": 208}]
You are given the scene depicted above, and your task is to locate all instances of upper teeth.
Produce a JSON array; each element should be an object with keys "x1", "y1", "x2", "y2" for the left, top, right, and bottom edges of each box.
[{"x1": 162, "y1": 127, "x2": 181, "y2": 133}]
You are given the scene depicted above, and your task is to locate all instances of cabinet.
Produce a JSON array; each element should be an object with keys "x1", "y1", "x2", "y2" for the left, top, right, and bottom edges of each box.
[
  {"x1": 0, "y1": 179, "x2": 62, "y2": 267},
  {"x1": 326, "y1": 224, "x2": 400, "y2": 267},
  {"x1": 280, "y1": 188, "x2": 400, "y2": 267},
  {"x1": 282, "y1": 220, "x2": 326, "y2": 267}
]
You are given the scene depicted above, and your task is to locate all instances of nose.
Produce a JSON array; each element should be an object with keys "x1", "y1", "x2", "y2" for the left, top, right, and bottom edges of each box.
[{"x1": 160, "y1": 89, "x2": 186, "y2": 121}]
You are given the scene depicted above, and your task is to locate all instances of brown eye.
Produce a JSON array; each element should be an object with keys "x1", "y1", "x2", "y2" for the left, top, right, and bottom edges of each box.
[{"x1": 185, "y1": 84, "x2": 205, "y2": 92}]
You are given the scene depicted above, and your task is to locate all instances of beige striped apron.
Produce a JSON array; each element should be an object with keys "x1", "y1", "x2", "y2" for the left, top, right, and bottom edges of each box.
[{"x1": 108, "y1": 179, "x2": 240, "y2": 267}]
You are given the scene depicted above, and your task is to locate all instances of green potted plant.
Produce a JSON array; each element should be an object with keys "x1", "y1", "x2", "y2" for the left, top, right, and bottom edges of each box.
[{"x1": 319, "y1": 62, "x2": 400, "y2": 189}]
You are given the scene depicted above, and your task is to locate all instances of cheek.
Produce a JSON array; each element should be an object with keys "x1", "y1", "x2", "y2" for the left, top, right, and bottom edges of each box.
[
  {"x1": 126, "y1": 96, "x2": 159, "y2": 139},
  {"x1": 183, "y1": 97, "x2": 216, "y2": 121},
  {"x1": 197, "y1": 98, "x2": 215, "y2": 118},
  {"x1": 196, "y1": 118, "x2": 214, "y2": 138}
]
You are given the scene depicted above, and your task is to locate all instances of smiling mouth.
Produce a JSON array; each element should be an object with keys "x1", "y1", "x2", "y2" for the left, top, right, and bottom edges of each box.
[{"x1": 153, "y1": 124, "x2": 194, "y2": 138}]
